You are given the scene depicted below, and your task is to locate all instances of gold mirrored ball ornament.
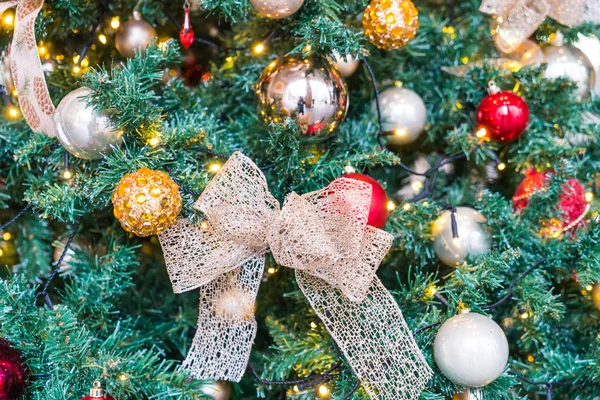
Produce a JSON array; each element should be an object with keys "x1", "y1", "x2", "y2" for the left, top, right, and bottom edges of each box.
[
  {"x1": 362, "y1": 0, "x2": 419, "y2": 50},
  {"x1": 112, "y1": 168, "x2": 182, "y2": 237},
  {"x1": 250, "y1": 0, "x2": 305, "y2": 19},
  {"x1": 256, "y1": 54, "x2": 348, "y2": 137},
  {"x1": 115, "y1": 11, "x2": 157, "y2": 58}
]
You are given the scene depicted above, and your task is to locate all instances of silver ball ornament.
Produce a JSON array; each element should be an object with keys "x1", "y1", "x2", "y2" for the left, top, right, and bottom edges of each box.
[
  {"x1": 575, "y1": 34, "x2": 600, "y2": 95},
  {"x1": 250, "y1": 0, "x2": 305, "y2": 19},
  {"x1": 373, "y1": 87, "x2": 427, "y2": 149},
  {"x1": 434, "y1": 312, "x2": 509, "y2": 387},
  {"x1": 202, "y1": 381, "x2": 231, "y2": 400},
  {"x1": 54, "y1": 87, "x2": 122, "y2": 160},
  {"x1": 542, "y1": 41, "x2": 595, "y2": 99},
  {"x1": 432, "y1": 207, "x2": 490, "y2": 267},
  {"x1": 115, "y1": 11, "x2": 157, "y2": 58},
  {"x1": 331, "y1": 52, "x2": 360, "y2": 78},
  {"x1": 256, "y1": 54, "x2": 348, "y2": 136}
]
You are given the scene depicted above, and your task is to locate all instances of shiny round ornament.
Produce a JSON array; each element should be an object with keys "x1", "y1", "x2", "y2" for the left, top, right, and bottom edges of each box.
[
  {"x1": 497, "y1": 39, "x2": 544, "y2": 66},
  {"x1": 202, "y1": 381, "x2": 231, "y2": 400},
  {"x1": 432, "y1": 207, "x2": 490, "y2": 267},
  {"x1": 434, "y1": 312, "x2": 509, "y2": 387},
  {"x1": 256, "y1": 54, "x2": 348, "y2": 136},
  {"x1": 592, "y1": 283, "x2": 600, "y2": 311},
  {"x1": 0, "y1": 338, "x2": 28, "y2": 400},
  {"x1": 336, "y1": 173, "x2": 389, "y2": 229},
  {"x1": 250, "y1": 0, "x2": 305, "y2": 19},
  {"x1": 374, "y1": 87, "x2": 427, "y2": 149},
  {"x1": 331, "y1": 52, "x2": 360, "y2": 78},
  {"x1": 112, "y1": 168, "x2": 182, "y2": 237},
  {"x1": 452, "y1": 388, "x2": 483, "y2": 400},
  {"x1": 362, "y1": 0, "x2": 419, "y2": 50},
  {"x1": 542, "y1": 41, "x2": 595, "y2": 99},
  {"x1": 115, "y1": 11, "x2": 157, "y2": 58},
  {"x1": 0, "y1": 51, "x2": 15, "y2": 96},
  {"x1": 79, "y1": 380, "x2": 116, "y2": 400},
  {"x1": 476, "y1": 83, "x2": 529, "y2": 142},
  {"x1": 214, "y1": 288, "x2": 255, "y2": 321},
  {"x1": 54, "y1": 87, "x2": 122, "y2": 160},
  {"x1": 574, "y1": 34, "x2": 600, "y2": 94}
]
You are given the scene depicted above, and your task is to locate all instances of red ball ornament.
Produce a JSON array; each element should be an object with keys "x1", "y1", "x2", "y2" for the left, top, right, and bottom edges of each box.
[
  {"x1": 79, "y1": 380, "x2": 116, "y2": 400},
  {"x1": 512, "y1": 168, "x2": 588, "y2": 234},
  {"x1": 0, "y1": 339, "x2": 28, "y2": 400},
  {"x1": 338, "y1": 173, "x2": 389, "y2": 229},
  {"x1": 476, "y1": 82, "x2": 529, "y2": 142}
]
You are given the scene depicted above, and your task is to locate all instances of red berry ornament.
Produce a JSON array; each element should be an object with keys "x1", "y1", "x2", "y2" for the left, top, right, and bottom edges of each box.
[
  {"x1": 179, "y1": 4, "x2": 195, "y2": 50},
  {"x1": 512, "y1": 168, "x2": 588, "y2": 234},
  {"x1": 79, "y1": 380, "x2": 116, "y2": 400},
  {"x1": 0, "y1": 339, "x2": 28, "y2": 400},
  {"x1": 338, "y1": 173, "x2": 389, "y2": 229},
  {"x1": 476, "y1": 81, "x2": 529, "y2": 142}
]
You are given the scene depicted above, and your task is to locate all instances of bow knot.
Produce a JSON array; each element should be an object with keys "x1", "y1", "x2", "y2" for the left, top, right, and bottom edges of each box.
[{"x1": 159, "y1": 152, "x2": 432, "y2": 399}]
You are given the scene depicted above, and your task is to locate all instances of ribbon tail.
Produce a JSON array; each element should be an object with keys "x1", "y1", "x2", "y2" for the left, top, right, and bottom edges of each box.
[
  {"x1": 296, "y1": 272, "x2": 432, "y2": 400},
  {"x1": 182, "y1": 256, "x2": 265, "y2": 381}
]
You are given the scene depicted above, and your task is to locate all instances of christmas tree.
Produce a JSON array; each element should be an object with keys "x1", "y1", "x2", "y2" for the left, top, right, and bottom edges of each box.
[{"x1": 0, "y1": 0, "x2": 599, "y2": 399}]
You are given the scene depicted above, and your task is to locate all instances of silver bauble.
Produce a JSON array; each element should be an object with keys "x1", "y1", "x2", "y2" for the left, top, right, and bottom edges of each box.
[
  {"x1": 202, "y1": 381, "x2": 231, "y2": 400},
  {"x1": 542, "y1": 42, "x2": 595, "y2": 99},
  {"x1": 592, "y1": 283, "x2": 600, "y2": 311},
  {"x1": 452, "y1": 387, "x2": 483, "y2": 400},
  {"x1": 256, "y1": 54, "x2": 348, "y2": 136},
  {"x1": 250, "y1": 0, "x2": 305, "y2": 19},
  {"x1": 374, "y1": 87, "x2": 427, "y2": 149},
  {"x1": 115, "y1": 11, "x2": 157, "y2": 58},
  {"x1": 332, "y1": 52, "x2": 360, "y2": 78},
  {"x1": 434, "y1": 312, "x2": 509, "y2": 387},
  {"x1": 432, "y1": 207, "x2": 490, "y2": 267},
  {"x1": 574, "y1": 34, "x2": 600, "y2": 94},
  {"x1": 54, "y1": 87, "x2": 122, "y2": 160}
]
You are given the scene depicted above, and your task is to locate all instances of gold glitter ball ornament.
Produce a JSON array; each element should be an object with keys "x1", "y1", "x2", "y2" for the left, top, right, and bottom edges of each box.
[
  {"x1": 112, "y1": 168, "x2": 182, "y2": 237},
  {"x1": 362, "y1": 0, "x2": 419, "y2": 50}
]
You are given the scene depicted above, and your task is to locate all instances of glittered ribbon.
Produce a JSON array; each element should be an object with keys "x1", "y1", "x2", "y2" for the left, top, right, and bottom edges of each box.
[
  {"x1": 480, "y1": 0, "x2": 598, "y2": 53},
  {"x1": 0, "y1": 0, "x2": 55, "y2": 137},
  {"x1": 158, "y1": 152, "x2": 432, "y2": 400}
]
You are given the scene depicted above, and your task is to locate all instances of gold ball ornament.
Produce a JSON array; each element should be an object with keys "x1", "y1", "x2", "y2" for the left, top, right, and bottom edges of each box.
[
  {"x1": 202, "y1": 381, "x2": 231, "y2": 400},
  {"x1": 592, "y1": 283, "x2": 600, "y2": 311},
  {"x1": 115, "y1": 11, "x2": 157, "y2": 58},
  {"x1": 362, "y1": 0, "x2": 419, "y2": 50},
  {"x1": 112, "y1": 168, "x2": 182, "y2": 237},
  {"x1": 250, "y1": 0, "x2": 305, "y2": 19}
]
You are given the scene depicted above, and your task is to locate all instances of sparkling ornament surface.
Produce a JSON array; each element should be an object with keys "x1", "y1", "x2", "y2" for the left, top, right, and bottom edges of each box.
[
  {"x1": 250, "y1": 0, "x2": 305, "y2": 19},
  {"x1": 0, "y1": 339, "x2": 28, "y2": 400},
  {"x1": 432, "y1": 207, "x2": 490, "y2": 267},
  {"x1": 115, "y1": 11, "x2": 157, "y2": 58},
  {"x1": 575, "y1": 33, "x2": 600, "y2": 94},
  {"x1": 542, "y1": 41, "x2": 595, "y2": 99},
  {"x1": 112, "y1": 168, "x2": 182, "y2": 237},
  {"x1": 331, "y1": 52, "x2": 360, "y2": 78},
  {"x1": 452, "y1": 388, "x2": 483, "y2": 400},
  {"x1": 592, "y1": 283, "x2": 600, "y2": 311},
  {"x1": 214, "y1": 288, "x2": 255, "y2": 321},
  {"x1": 202, "y1": 381, "x2": 231, "y2": 400},
  {"x1": 338, "y1": 173, "x2": 389, "y2": 229},
  {"x1": 256, "y1": 54, "x2": 348, "y2": 136},
  {"x1": 54, "y1": 87, "x2": 122, "y2": 160},
  {"x1": 512, "y1": 169, "x2": 588, "y2": 234},
  {"x1": 374, "y1": 87, "x2": 427, "y2": 148},
  {"x1": 476, "y1": 90, "x2": 529, "y2": 142},
  {"x1": 497, "y1": 39, "x2": 544, "y2": 66},
  {"x1": 362, "y1": 0, "x2": 419, "y2": 50},
  {"x1": 434, "y1": 312, "x2": 509, "y2": 387}
]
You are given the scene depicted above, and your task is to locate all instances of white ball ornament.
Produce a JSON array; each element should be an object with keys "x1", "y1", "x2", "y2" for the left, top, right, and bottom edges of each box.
[
  {"x1": 115, "y1": 11, "x2": 157, "y2": 58},
  {"x1": 542, "y1": 38, "x2": 595, "y2": 99},
  {"x1": 250, "y1": 0, "x2": 305, "y2": 19},
  {"x1": 331, "y1": 52, "x2": 360, "y2": 78},
  {"x1": 373, "y1": 87, "x2": 427, "y2": 149},
  {"x1": 434, "y1": 312, "x2": 509, "y2": 387},
  {"x1": 432, "y1": 207, "x2": 490, "y2": 267},
  {"x1": 54, "y1": 87, "x2": 122, "y2": 160}
]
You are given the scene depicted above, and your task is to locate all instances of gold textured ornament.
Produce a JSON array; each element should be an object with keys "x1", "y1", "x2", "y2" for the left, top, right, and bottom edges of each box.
[
  {"x1": 112, "y1": 168, "x2": 182, "y2": 237},
  {"x1": 362, "y1": 0, "x2": 419, "y2": 50}
]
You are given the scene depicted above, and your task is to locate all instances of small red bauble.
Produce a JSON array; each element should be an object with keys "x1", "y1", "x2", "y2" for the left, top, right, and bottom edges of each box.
[
  {"x1": 338, "y1": 173, "x2": 389, "y2": 229},
  {"x1": 80, "y1": 380, "x2": 116, "y2": 400},
  {"x1": 179, "y1": 5, "x2": 195, "y2": 50},
  {"x1": 476, "y1": 83, "x2": 529, "y2": 142},
  {"x1": 0, "y1": 339, "x2": 28, "y2": 400},
  {"x1": 512, "y1": 168, "x2": 588, "y2": 233}
]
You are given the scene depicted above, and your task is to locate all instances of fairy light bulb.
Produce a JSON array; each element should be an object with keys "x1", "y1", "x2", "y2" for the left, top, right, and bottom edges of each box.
[
  {"x1": 98, "y1": 34, "x2": 107, "y2": 44},
  {"x1": 63, "y1": 169, "x2": 73, "y2": 180},
  {"x1": 585, "y1": 192, "x2": 594, "y2": 202},
  {"x1": 2, "y1": 232, "x2": 11, "y2": 241},
  {"x1": 497, "y1": 162, "x2": 506, "y2": 171},
  {"x1": 209, "y1": 163, "x2": 221, "y2": 173},
  {"x1": 110, "y1": 16, "x2": 120, "y2": 29},
  {"x1": 3, "y1": 13, "x2": 13, "y2": 26},
  {"x1": 387, "y1": 201, "x2": 396, "y2": 211},
  {"x1": 72, "y1": 65, "x2": 81, "y2": 74},
  {"x1": 7, "y1": 106, "x2": 18, "y2": 118},
  {"x1": 148, "y1": 137, "x2": 160, "y2": 147},
  {"x1": 318, "y1": 384, "x2": 329, "y2": 397},
  {"x1": 253, "y1": 43, "x2": 265, "y2": 54}
]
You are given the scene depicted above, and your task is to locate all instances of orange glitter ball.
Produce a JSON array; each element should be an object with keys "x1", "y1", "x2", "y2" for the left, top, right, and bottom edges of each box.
[
  {"x1": 112, "y1": 168, "x2": 182, "y2": 237},
  {"x1": 362, "y1": 0, "x2": 419, "y2": 50}
]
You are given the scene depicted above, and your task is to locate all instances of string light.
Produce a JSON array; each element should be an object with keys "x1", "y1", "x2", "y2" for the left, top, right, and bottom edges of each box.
[
  {"x1": 476, "y1": 127, "x2": 488, "y2": 138},
  {"x1": 394, "y1": 128, "x2": 407, "y2": 137},
  {"x1": 38, "y1": 45, "x2": 47, "y2": 56},
  {"x1": 118, "y1": 373, "x2": 129, "y2": 382},
  {"x1": 455, "y1": 101, "x2": 463, "y2": 109},
  {"x1": 387, "y1": 201, "x2": 396, "y2": 211},
  {"x1": 72, "y1": 65, "x2": 81, "y2": 74},
  {"x1": 411, "y1": 181, "x2": 423, "y2": 192},
  {"x1": 208, "y1": 163, "x2": 221, "y2": 173},
  {"x1": 7, "y1": 106, "x2": 18, "y2": 118},
  {"x1": 520, "y1": 311, "x2": 529, "y2": 319},
  {"x1": 293, "y1": 385, "x2": 300, "y2": 393},
  {"x1": 253, "y1": 43, "x2": 265, "y2": 54},
  {"x1": 2, "y1": 232, "x2": 11, "y2": 241},
  {"x1": 317, "y1": 384, "x2": 329, "y2": 397},
  {"x1": 110, "y1": 16, "x2": 120, "y2": 29},
  {"x1": 3, "y1": 13, "x2": 13, "y2": 26},
  {"x1": 424, "y1": 285, "x2": 437, "y2": 299},
  {"x1": 586, "y1": 284, "x2": 593, "y2": 291},
  {"x1": 0, "y1": 249, "x2": 4, "y2": 257},
  {"x1": 527, "y1": 355, "x2": 534, "y2": 362},
  {"x1": 267, "y1": 267, "x2": 276, "y2": 274},
  {"x1": 343, "y1": 165, "x2": 356, "y2": 174},
  {"x1": 63, "y1": 170, "x2": 73, "y2": 180},
  {"x1": 303, "y1": 44, "x2": 312, "y2": 52},
  {"x1": 585, "y1": 192, "x2": 594, "y2": 202},
  {"x1": 403, "y1": 203, "x2": 411, "y2": 211},
  {"x1": 497, "y1": 162, "x2": 506, "y2": 171},
  {"x1": 11, "y1": 90, "x2": 17, "y2": 97},
  {"x1": 310, "y1": 321, "x2": 317, "y2": 329},
  {"x1": 148, "y1": 137, "x2": 160, "y2": 147},
  {"x1": 98, "y1": 34, "x2": 107, "y2": 44}
]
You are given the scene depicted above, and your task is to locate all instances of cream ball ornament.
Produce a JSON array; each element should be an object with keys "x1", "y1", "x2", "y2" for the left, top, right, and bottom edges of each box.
[
  {"x1": 434, "y1": 312, "x2": 509, "y2": 387},
  {"x1": 374, "y1": 87, "x2": 427, "y2": 149},
  {"x1": 542, "y1": 38, "x2": 595, "y2": 99},
  {"x1": 250, "y1": 0, "x2": 305, "y2": 19},
  {"x1": 116, "y1": 11, "x2": 157, "y2": 58},
  {"x1": 54, "y1": 87, "x2": 122, "y2": 160},
  {"x1": 432, "y1": 207, "x2": 490, "y2": 267},
  {"x1": 331, "y1": 52, "x2": 360, "y2": 78},
  {"x1": 202, "y1": 381, "x2": 231, "y2": 400},
  {"x1": 256, "y1": 54, "x2": 348, "y2": 137}
]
